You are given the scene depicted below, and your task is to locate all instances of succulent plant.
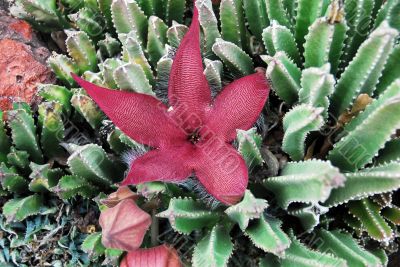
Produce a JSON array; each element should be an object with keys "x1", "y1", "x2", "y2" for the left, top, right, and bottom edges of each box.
[{"x1": 3, "y1": 0, "x2": 400, "y2": 266}]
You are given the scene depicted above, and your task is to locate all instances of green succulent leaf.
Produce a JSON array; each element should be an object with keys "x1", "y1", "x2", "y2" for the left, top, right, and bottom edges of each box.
[
  {"x1": 47, "y1": 54, "x2": 79, "y2": 87},
  {"x1": 204, "y1": 59, "x2": 223, "y2": 94},
  {"x1": 0, "y1": 163, "x2": 28, "y2": 194},
  {"x1": 196, "y1": 0, "x2": 221, "y2": 58},
  {"x1": 303, "y1": 13, "x2": 347, "y2": 72},
  {"x1": 298, "y1": 64, "x2": 335, "y2": 119},
  {"x1": 102, "y1": 58, "x2": 124, "y2": 89},
  {"x1": 29, "y1": 162, "x2": 61, "y2": 192},
  {"x1": 343, "y1": 0, "x2": 375, "y2": 63},
  {"x1": 330, "y1": 21, "x2": 398, "y2": 116},
  {"x1": 294, "y1": 0, "x2": 323, "y2": 51},
  {"x1": 329, "y1": 80, "x2": 400, "y2": 171},
  {"x1": 111, "y1": 0, "x2": 148, "y2": 45},
  {"x1": 282, "y1": 104, "x2": 324, "y2": 161},
  {"x1": 236, "y1": 128, "x2": 264, "y2": 170},
  {"x1": 316, "y1": 229, "x2": 382, "y2": 267},
  {"x1": 262, "y1": 21, "x2": 300, "y2": 66},
  {"x1": 55, "y1": 175, "x2": 99, "y2": 199},
  {"x1": 263, "y1": 160, "x2": 346, "y2": 209},
  {"x1": 374, "y1": 0, "x2": 400, "y2": 31},
  {"x1": 268, "y1": 232, "x2": 347, "y2": 267},
  {"x1": 157, "y1": 197, "x2": 220, "y2": 234},
  {"x1": 98, "y1": 34, "x2": 121, "y2": 59},
  {"x1": 147, "y1": 16, "x2": 168, "y2": 66},
  {"x1": 167, "y1": 21, "x2": 188, "y2": 48},
  {"x1": 220, "y1": 0, "x2": 248, "y2": 50},
  {"x1": 212, "y1": 38, "x2": 254, "y2": 77},
  {"x1": 114, "y1": 63, "x2": 154, "y2": 95},
  {"x1": 192, "y1": 224, "x2": 234, "y2": 267},
  {"x1": 262, "y1": 52, "x2": 301, "y2": 104},
  {"x1": 8, "y1": 108, "x2": 43, "y2": 163},
  {"x1": 38, "y1": 84, "x2": 73, "y2": 115},
  {"x1": 7, "y1": 147, "x2": 30, "y2": 172},
  {"x1": 68, "y1": 7, "x2": 105, "y2": 40},
  {"x1": 381, "y1": 205, "x2": 400, "y2": 225},
  {"x1": 288, "y1": 203, "x2": 329, "y2": 232},
  {"x1": 348, "y1": 199, "x2": 393, "y2": 242},
  {"x1": 0, "y1": 111, "x2": 11, "y2": 162},
  {"x1": 81, "y1": 232, "x2": 106, "y2": 257},
  {"x1": 2, "y1": 194, "x2": 44, "y2": 222},
  {"x1": 38, "y1": 101, "x2": 65, "y2": 159},
  {"x1": 245, "y1": 215, "x2": 291, "y2": 257},
  {"x1": 156, "y1": 57, "x2": 173, "y2": 91},
  {"x1": 324, "y1": 162, "x2": 400, "y2": 207},
  {"x1": 375, "y1": 44, "x2": 400, "y2": 95},
  {"x1": 165, "y1": 0, "x2": 186, "y2": 24},
  {"x1": 98, "y1": 0, "x2": 113, "y2": 29},
  {"x1": 71, "y1": 88, "x2": 104, "y2": 129},
  {"x1": 65, "y1": 30, "x2": 98, "y2": 73},
  {"x1": 225, "y1": 190, "x2": 268, "y2": 230},
  {"x1": 243, "y1": 0, "x2": 269, "y2": 41},
  {"x1": 65, "y1": 143, "x2": 124, "y2": 187},
  {"x1": 123, "y1": 36, "x2": 155, "y2": 85},
  {"x1": 265, "y1": 0, "x2": 292, "y2": 31}
]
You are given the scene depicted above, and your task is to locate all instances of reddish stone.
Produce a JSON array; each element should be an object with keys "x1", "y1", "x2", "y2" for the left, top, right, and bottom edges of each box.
[
  {"x1": 0, "y1": 39, "x2": 54, "y2": 111},
  {"x1": 9, "y1": 20, "x2": 33, "y2": 41},
  {"x1": 0, "y1": 10, "x2": 55, "y2": 111}
]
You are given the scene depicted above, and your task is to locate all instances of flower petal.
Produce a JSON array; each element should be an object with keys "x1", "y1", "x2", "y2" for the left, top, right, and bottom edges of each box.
[
  {"x1": 168, "y1": 6, "x2": 212, "y2": 133},
  {"x1": 120, "y1": 245, "x2": 182, "y2": 267},
  {"x1": 72, "y1": 73, "x2": 185, "y2": 148},
  {"x1": 101, "y1": 186, "x2": 139, "y2": 208},
  {"x1": 193, "y1": 140, "x2": 248, "y2": 205},
  {"x1": 202, "y1": 71, "x2": 270, "y2": 142},
  {"x1": 122, "y1": 145, "x2": 194, "y2": 185},
  {"x1": 99, "y1": 199, "x2": 151, "y2": 251}
]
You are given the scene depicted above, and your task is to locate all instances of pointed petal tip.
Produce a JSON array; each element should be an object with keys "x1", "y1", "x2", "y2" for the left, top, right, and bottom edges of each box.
[{"x1": 219, "y1": 194, "x2": 243, "y2": 205}]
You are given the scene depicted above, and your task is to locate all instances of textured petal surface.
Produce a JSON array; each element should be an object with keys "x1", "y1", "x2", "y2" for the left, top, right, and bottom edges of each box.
[
  {"x1": 120, "y1": 245, "x2": 182, "y2": 267},
  {"x1": 168, "y1": 6, "x2": 212, "y2": 133},
  {"x1": 72, "y1": 74, "x2": 185, "y2": 148},
  {"x1": 99, "y1": 199, "x2": 151, "y2": 251},
  {"x1": 193, "y1": 140, "x2": 248, "y2": 204},
  {"x1": 122, "y1": 145, "x2": 195, "y2": 185},
  {"x1": 202, "y1": 72, "x2": 270, "y2": 142},
  {"x1": 101, "y1": 186, "x2": 139, "y2": 208}
]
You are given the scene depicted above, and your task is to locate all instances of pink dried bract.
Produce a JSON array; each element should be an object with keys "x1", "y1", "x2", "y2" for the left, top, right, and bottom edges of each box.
[
  {"x1": 99, "y1": 199, "x2": 151, "y2": 251},
  {"x1": 120, "y1": 245, "x2": 182, "y2": 267},
  {"x1": 101, "y1": 186, "x2": 139, "y2": 208},
  {"x1": 72, "y1": 5, "x2": 270, "y2": 205}
]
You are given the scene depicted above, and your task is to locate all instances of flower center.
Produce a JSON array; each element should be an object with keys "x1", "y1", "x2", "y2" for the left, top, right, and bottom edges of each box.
[{"x1": 188, "y1": 129, "x2": 201, "y2": 144}]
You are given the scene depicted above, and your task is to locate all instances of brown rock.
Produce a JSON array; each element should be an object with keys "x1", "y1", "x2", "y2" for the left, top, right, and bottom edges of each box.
[{"x1": 0, "y1": 10, "x2": 55, "y2": 111}]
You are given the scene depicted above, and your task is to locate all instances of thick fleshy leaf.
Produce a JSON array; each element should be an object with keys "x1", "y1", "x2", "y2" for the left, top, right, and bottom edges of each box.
[
  {"x1": 72, "y1": 74, "x2": 185, "y2": 148},
  {"x1": 193, "y1": 141, "x2": 248, "y2": 204},
  {"x1": 120, "y1": 245, "x2": 182, "y2": 267},
  {"x1": 122, "y1": 145, "x2": 194, "y2": 185},
  {"x1": 99, "y1": 199, "x2": 151, "y2": 251},
  {"x1": 202, "y1": 72, "x2": 270, "y2": 142},
  {"x1": 167, "y1": 6, "x2": 212, "y2": 133}
]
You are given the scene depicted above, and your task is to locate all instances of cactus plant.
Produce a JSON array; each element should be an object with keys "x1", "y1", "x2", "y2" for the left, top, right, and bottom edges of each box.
[{"x1": 3, "y1": 0, "x2": 400, "y2": 266}]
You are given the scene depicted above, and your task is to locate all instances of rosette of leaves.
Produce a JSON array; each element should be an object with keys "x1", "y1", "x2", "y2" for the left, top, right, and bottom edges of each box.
[{"x1": 9, "y1": 0, "x2": 400, "y2": 266}]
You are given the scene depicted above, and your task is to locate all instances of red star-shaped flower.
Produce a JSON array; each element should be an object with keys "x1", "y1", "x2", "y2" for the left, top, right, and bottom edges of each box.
[
  {"x1": 120, "y1": 245, "x2": 182, "y2": 267},
  {"x1": 72, "y1": 6, "x2": 270, "y2": 205}
]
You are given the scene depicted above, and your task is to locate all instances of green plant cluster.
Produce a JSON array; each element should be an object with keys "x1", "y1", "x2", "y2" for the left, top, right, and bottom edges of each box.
[{"x1": 2, "y1": 0, "x2": 400, "y2": 266}]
